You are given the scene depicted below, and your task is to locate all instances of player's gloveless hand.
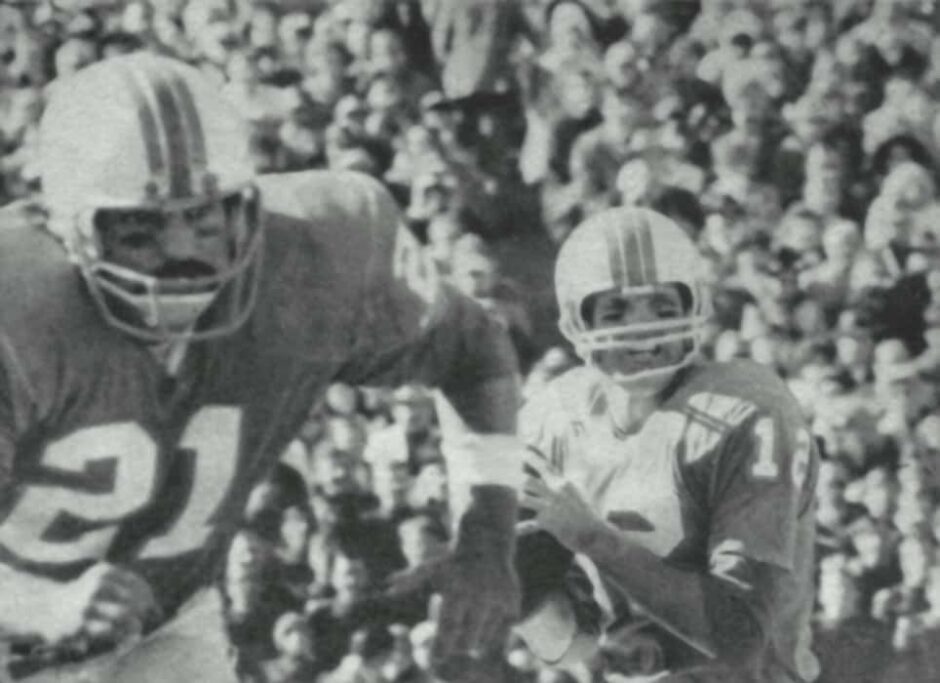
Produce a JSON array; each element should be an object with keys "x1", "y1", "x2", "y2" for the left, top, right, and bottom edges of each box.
[
  {"x1": 517, "y1": 450, "x2": 605, "y2": 553},
  {"x1": 387, "y1": 547, "x2": 521, "y2": 680},
  {"x1": 437, "y1": 545, "x2": 520, "y2": 671},
  {"x1": 40, "y1": 562, "x2": 159, "y2": 647}
]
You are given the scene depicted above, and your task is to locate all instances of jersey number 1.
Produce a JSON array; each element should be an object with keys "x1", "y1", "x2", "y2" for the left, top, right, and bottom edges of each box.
[
  {"x1": 0, "y1": 407, "x2": 241, "y2": 565},
  {"x1": 751, "y1": 417, "x2": 812, "y2": 488}
]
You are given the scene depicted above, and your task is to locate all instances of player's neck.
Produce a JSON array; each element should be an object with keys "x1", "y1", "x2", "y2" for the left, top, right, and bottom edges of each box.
[
  {"x1": 606, "y1": 386, "x2": 659, "y2": 436},
  {"x1": 602, "y1": 367, "x2": 690, "y2": 436},
  {"x1": 147, "y1": 338, "x2": 190, "y2": 377}
]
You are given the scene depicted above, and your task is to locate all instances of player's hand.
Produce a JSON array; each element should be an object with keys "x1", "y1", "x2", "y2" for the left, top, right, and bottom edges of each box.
[
  {"x1": 386, "y1": 549, "x2": 521, "y2": 679},
  {"x1": 517, "y1": 451, "x2": 606, "y2": 553},
  {"x1": 41, "y1": 562, "x2": 159, "y2": 646}
]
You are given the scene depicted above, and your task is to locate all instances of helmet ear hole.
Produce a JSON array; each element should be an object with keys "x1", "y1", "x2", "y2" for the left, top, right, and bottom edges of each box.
[
  {"x1": 675, "y1": 283, "x2": 693, "y2": 313},
  {"x1": 580, "y1": 292, "x2": 601, "y2": 330}
]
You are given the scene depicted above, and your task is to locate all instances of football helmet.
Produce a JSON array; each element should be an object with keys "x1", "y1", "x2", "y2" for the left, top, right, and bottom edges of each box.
[
  {"x1": 555, "y1": 207, "x2": 711, "y2": 384},
  {"x1": 39, "y1": 53, "x2": 261, "y2": 342}
]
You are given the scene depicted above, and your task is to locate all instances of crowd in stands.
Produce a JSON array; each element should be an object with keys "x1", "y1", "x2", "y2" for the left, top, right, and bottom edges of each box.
[{"x1": 5, "y1": 0, "x2": 940, "y2": 681}]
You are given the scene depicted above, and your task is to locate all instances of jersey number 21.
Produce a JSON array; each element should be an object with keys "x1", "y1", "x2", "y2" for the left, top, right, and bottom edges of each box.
[{"x1": 0, "y1": 407, "x2": 241, "y2": 565}]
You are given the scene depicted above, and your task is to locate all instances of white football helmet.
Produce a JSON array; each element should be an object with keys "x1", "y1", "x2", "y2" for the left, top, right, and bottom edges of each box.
[
  {"x1": 39, "y1": 52, "x2": 261, "y2": 342},
  {"x1": 555, "y1": 207, "x2": 711, "y2": 384}
]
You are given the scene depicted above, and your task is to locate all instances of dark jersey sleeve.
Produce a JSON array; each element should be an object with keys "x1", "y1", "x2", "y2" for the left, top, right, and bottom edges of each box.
[
  {"x1": 257, "y1": 169, "x2": 519, "y2": 394},
  {"x1": 0, "y1": 331, "x2": 37, "y2": 500},
  {"x1": 708, "y1": 408, "x2": 817, "y2": 575},
  {"x1": 0, "y1": 355, "x2": 13, "y2": 496},
  {"x1": 338, "y1": 283, "x2": 518, "y2": 391},
  {"x1": 332, "y1": 173, "x2": 518, "y2": 391}
]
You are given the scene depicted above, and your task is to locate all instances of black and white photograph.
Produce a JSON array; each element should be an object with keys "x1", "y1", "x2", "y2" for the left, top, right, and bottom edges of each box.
[{"x1": 1, "y1": 1, "x2": 938, "y2": 682}]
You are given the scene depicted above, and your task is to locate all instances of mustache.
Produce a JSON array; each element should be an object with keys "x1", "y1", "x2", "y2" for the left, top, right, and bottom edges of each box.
[{"x1": 153, "y1": 260, "x2": 217, "y2": 280}]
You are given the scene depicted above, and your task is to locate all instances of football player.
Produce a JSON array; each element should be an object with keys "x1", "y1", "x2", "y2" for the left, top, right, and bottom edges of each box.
[
  {"x1": 514, "y1": 208, "x2": 821, "y2": 681},
  {"x1": 0, "y1": 54, "x2": 523, "y2": 682}
]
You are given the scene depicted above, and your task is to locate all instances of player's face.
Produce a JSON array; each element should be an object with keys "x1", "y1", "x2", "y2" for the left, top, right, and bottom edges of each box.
[
  {"x1": 927, "y1": 569, "x2": 940, "y2": 612},
  {"x1": 315, "y1": 451, "x2": 359, "y2": 497},
  {"x1": 818, "y1": 564, "x2": 858, "y2": 621},
  {"x1": 588, "y1": 285, "x2": 687, "y2": 389},
  {"x1": 901, "y1": 539, "x2": 930, "y2": 588},
  {"x1": 852, "y1": 531, "x2": 886, "y2": 569},
  {"x1": 226, "y1": 530, "x2": 274, "y2": 583},
  {"x1": 391, "y1": 399, "x2": 433, "y2": 434},
  {"x1": 399, "y1": 522, "x2": 446, "y2": 567},
  {"x1": 98, "y1": 201, "x2": 237, "y2": 280},
  {"x1": 331, "y1": 555, "x2": 369, "y2": 597},
  {"x1": 279, "y1": 506, "x2": 311, "y2": 562},
  {"x1": 280, "y1": 621, "x2": 314, "y2": 658},
  {"x1": 453, "y1": 253, "x2": 499, "y2": 298}
]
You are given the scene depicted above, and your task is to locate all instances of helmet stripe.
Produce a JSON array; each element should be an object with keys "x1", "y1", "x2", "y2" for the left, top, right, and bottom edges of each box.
[
  {"x1": 603, "y1": 220, "x2": 627, "y2": 287},
  {"x1": 116, "y1": 62, "x2": 164, "y2": 181},
  {"x1": 637, "y1": 215, "x2": 657, "y2": 283},
  {"x1": 149, "y1": 70, "x2": 192, "y2": 199},
  {"x1": 167, "y1": 73, "x2": 208, "y2": 178},
  {"x1": 622, "y1": 223, "x2": 643, "y2": 286}
]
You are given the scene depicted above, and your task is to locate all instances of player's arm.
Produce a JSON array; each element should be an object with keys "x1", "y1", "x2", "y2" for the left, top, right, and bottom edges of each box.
[
  {"x1": 346, "y1": 285, "x2": 524, "y2": 667},
  {"x1": 0, "y1": 561, "x2": 156, "y2": 645},
  {"x1": 425, "y1": 289, "x2": 521, "y2": 560},
  {"x1": 330, "y1": 173, "x2": 524, "y2": 669},
  {"x1": 0, "y1": 429, "x2": 71, "y2": 642},
  {"x1": 556, "y1": 516, "x2": 771, "y2": 666},
  {"x1": 0, "y1": 357, "x2": 60, "y2": 642},
  {"x1": 522, "y1": 408, "x2": 817, "y2": 669},
  {"x1": 514, "y1": 556, "x2": 602, "y2": 669},
  {"x1": 333, "y1": 190, "x2": 524, "y2": 546},
  {"x1": 0, "y1": 355, "x2": 156, "y2": 647},
  {"x1": 512, "y1": 512, "x2": 604, "y2": 669},
  {"x1": 512, "y1": 400, "x2": 603, "y2": 668}
]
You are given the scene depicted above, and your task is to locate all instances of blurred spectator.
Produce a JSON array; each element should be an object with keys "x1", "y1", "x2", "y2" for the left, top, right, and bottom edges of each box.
[
  {"x1": 307, "y1": 438, "x2": 406, "y2": 587},
  {"x1": 53, "y1": 35, "x2": 97, "y2": 79},
  {"x1": 367, "y1": 27, "x2": 434, "y2": 105},
  {"x1": 226, "y1": 529, "x2": 299, "y2": 667},
  {"x1": 303, "y1": 39, "x2": 351, "y2": 108},
  {"x1": 450, "y1": 235, "x2": 536, "y2": 371},
  {"x1": 815, "y1": 553, "x2": 896, "y2": 682},
  {"x1": 320, "y1": 623, "x2": 396, "y2": 683},
  {"x1": 397, "y1": 513, "x2": 448, "y2": 569},
  {"x1": 249, "y1": 611, "x2": 321, "y2": 683},
  {"x1": 423, "y1": 211, "x2": 466, "y2": 276},
  {"x1": 364, "y1": 385, "x2": 438, "y2": 476},
  {"x1": 307, "y1": 551, "x2": 378, "y2": 671},
  {"x1": 565, "y1": 88, "x2": 648, "y2": 211},
  {"x1": 523, "y1": 346, "x2": 579, "y2": 401},
  {"x1": 427, "y1": 0, "x2": 532, "y2": 100},
  {"x1": 307, "y1": 550, "x2": 421, "y2": 674}
]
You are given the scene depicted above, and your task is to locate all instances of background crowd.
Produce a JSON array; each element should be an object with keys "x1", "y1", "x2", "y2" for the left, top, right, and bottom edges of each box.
[{"x1": 4, "y1": 0, "x2": 940, "y2": 681}]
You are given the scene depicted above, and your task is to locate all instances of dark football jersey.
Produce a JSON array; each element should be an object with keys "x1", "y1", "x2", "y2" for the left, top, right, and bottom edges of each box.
[
  {"x1": 521, "y1": 361, "x2": 820, "y2": 682},
  {"x1": 0, "y1": 170, "x2": 516, "y2": 619}
]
